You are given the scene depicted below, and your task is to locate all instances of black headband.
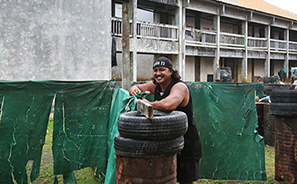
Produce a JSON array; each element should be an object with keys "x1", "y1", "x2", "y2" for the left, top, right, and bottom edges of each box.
[{"x1": 153, "y1": 57, "x2": 173, "y2": 70}]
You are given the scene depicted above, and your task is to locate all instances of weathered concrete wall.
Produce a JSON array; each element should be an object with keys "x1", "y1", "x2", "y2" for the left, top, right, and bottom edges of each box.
[
  {"x1": 200, "y1": 57, "x2": 213, "y2": 82},
  {"x1": 254, "y1": 59, "x2": 265, "y2": 77},
  {"x1": 271, "y1": 60, "x2": 284, "y2": 75},
  {"x1": 112, "y1": 54, "x2": 153, "y2": 81},
  {"x1": 0, "y1": 0, "x2": 111, "y2": 80},
  {"x1": 184, "y1": 56, "x2": 195, "y2": 82}
]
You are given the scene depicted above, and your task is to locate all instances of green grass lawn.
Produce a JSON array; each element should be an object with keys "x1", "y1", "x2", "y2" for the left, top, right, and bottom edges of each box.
[{"x1": 25, "y1": 119, "x2": 287, "y2": 184}]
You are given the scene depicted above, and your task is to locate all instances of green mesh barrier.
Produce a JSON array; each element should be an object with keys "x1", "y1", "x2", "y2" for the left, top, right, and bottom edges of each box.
[
  {"x1": 0, "y1": 81, "x2": 56, "y2": 184},
  {"x1": 0, "y1": 81, "x2": 266, "y2": 183},
  {"x1": 103, "y1": 89, "x2": 150, "y2": 184},
  {"x1": 0, "y1": 80, "x2": 115, "y2": 184},
  {"x1": 187, "y1": 82, "x2": 267, "y2": 181},
  {"x1": 52, "y1": 80, "x2": 114, "y2": 183},
  {"x1": 103, "y1": 88, "x2": 130, "y2": 184}
]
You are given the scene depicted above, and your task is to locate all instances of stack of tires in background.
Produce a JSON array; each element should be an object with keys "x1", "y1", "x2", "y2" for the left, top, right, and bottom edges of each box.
[
  {"x1": 269, "y1": 89, "x2": 297, "y2": 183},
  {"x1": 114, "y1": 110, "x2": 188, "y2": 184}
]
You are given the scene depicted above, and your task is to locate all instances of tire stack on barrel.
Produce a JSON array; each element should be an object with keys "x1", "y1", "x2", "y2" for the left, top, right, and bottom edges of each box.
[
  {"x1": 269, "y1": 89, "x2": 297, "y2": 183},
  {"x1": 114, "y1": 110, "x2": 188, "y2": 184}
]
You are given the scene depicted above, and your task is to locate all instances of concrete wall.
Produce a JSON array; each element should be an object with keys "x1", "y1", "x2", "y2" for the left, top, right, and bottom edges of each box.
[
  {"x1": 247, "y1": 59, "x2": 265, "y2": 82},
  {"x1": 112, "y1": 54, "x2": 154, "y2": 81},
  {"x1": 199, "y1": 18, "x2": 234, "y2": 33},
  {"x1": 248, "y1": 60, "x2": 252, "y2": 82},
  {"x1": 184, "y1": 56, "x2": 195, "y2": 82},
  {"x1": 201, "y1": 18, "x2": 213, "y2": 31},
  {"x1": 272, "y1": 60, "x2": 284, "y2": 76},
  {"x1": 186, "y1": 16, "x2": 195, "y2": 28},
  {"x1": 200, "y1": 57, "x2": 213, "y2": 82},
  {"x1": 254, "y1": 59, "x2": 265, "y2": 77},
  {"x1": 248, "y1": 26, "x2": 260, "y2": 37},
  {"x1": 0, "y1": 0, "x2": 111, "y2": 81}
]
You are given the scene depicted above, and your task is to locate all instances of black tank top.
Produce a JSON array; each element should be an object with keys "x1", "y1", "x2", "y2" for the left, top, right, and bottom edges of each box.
[{"x1": 154, "y1": 80, "x2": 202, "y2": 157}]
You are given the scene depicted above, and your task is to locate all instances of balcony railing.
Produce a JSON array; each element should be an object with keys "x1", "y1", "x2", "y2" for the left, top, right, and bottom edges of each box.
[
  {"x1": 111, "y1": 17, "x2": 178, "y2": 41},
  {"x1": 185, "y1": 28, "x2": 216, "y2": 46},
  {"x1": 111, "y1": 17, "x2": 123, "y2": 35},
  {"x1": 289, "y1": 41, "x2": 297, "y2": 52},
  {"x1": 248, "y1": 37, "x2": 267, "y2": 49},
  {"x1": 220, "y1": 32, "x2": 244, "y2": 47},
  {"x1": 138, "y1": 22, "x2": 178, "y2": 40},
  {"x1": 270, "y1": 39, "x2": 287, "y2": 51},
  {"x1": 112, "y1": 20, "x2": 297, "y2": 53}
]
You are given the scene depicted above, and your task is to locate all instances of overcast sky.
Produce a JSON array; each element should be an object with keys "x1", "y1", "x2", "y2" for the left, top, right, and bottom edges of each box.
[{"x1": 264, "y1": 0, "x2": 297, "y2": 15}]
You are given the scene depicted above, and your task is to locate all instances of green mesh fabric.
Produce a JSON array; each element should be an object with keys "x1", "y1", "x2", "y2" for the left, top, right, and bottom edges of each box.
[
  {"x1": 187, "y1": 82, "x2": 266, "y2": 181},
  {"x1": 52, "y1": 80, "x2": 114, "y2": 182},
  {"x1": 0, "y1": 81, "x2": 266, "y2": 183},
  {"x1": 104, "y1": 88, "x2": 130, "y2": 184},
  {"x1": 0, "y1": 81, "x2": 56, "y2": 184},
  {"x1": 0, "y1": 80, "x2": 115, "y2": 184}
]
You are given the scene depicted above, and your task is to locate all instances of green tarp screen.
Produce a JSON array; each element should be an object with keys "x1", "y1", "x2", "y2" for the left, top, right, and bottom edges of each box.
[
  {"x1": 187, "y1": 82, "x2": 266, "y2": 181},
  {"x1": 0, "y1": 80, "x2": 115, "y2": 184},
  {"x1": 0, "y1": 80, "x2": 266, "y2": 183}
]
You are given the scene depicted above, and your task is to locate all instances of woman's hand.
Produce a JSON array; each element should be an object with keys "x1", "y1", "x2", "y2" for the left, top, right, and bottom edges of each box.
[{"x1": 129, "y1": 85, "x2": 141, "y2": 96}]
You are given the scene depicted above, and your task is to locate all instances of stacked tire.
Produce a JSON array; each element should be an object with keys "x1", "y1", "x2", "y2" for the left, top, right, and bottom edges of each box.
[
  {"x1": 269, "y1": 89, "x2": 297, "y2": 183},
  {"x1": 114, "y1": 110, "x2": 188, "y2": 184},
  {"x1": 270, "y1": 90, "x2": 297, "y2": 116}
]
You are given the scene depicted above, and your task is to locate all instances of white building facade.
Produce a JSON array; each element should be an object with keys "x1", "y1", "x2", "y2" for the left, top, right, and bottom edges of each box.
[{"x1": 112, "y1": 0, "x2": 297, "y2": 83}]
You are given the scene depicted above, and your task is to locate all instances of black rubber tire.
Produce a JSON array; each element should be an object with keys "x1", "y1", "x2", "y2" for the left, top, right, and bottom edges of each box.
[
  {"x1": 114, "y1": 134, "x2": 184, "y2": 157},
  {"x1": 269, "y1": 103, "x2": 297, "y2": 116},
  {"x1": 270, "y1": 90, "x2": 297, "y2": 103},
  {"x1": 118, "y1": 110, "x2": 188, "y2": 140}
]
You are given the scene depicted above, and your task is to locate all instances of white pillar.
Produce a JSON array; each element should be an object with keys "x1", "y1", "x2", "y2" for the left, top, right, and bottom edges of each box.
[
  {"x1": 242, "y1": 20, "x2": 248, "y2": 82},
  {"x1": 285, "y1": 28, "x2": 289, "y2": 80},
  {"x1": 131, "y1": 0, "x2": 138, "y2": 82},
  {"x1": 178, "y1": 0, "x2": 186, "y2": 79},
  {"x1": 213, "y1": 15, "x2": 220, "y2": 81},
  {"x1": 265, "y1": 25, "x2": 271, "y2": 77}
]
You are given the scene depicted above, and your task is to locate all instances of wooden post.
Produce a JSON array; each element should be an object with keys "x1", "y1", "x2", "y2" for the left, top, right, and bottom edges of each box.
[{"x1": 122, "y1": 3, "x2": 131, "y2": 90}]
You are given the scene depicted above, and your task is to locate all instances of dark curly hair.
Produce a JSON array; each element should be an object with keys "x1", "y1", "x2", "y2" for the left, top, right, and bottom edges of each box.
[{"x1": 152, "y1": 69, "x2": 181, "y2": 84}]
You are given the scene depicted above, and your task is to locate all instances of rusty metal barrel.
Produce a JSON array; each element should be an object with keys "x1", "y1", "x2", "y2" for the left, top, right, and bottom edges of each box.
[
  {"x1": 270, "y1": 89, "x2": 297, "y2": 183},
  {"x1": 114, "y1": 110, "x2": 188, "y2": 184},
  {"x1": 116, "y1": 150, "x2": 177, "y2": 184}
]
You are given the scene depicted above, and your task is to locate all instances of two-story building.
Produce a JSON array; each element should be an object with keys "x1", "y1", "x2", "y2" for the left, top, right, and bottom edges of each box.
[{"x1": 111, "y1": 0, "x2": 297, "y2": 83}]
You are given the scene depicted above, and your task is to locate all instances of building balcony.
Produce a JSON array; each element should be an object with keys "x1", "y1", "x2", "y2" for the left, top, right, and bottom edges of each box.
[
  {"x1": 111, "y1": 17, "x2": 179, "y2": 54},
  {"x1": 112, "y1": 18, "x2": 297, "y2": 57},
  {"x1": 111, "y1": 17, "x2": 178, "y2": 41}
]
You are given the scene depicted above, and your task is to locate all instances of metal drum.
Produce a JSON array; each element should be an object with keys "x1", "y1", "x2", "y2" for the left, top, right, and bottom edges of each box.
[
  {"x1": 270, "y1": 89, "x2": 297, "y2": 183},
  {"x1": 116, "y1": 154, "x2": 177, "y2": 184},
  {"x1": 274, "y1": 117, "x2": 297, "y2": 183},
  {"x1": 264, "y1": 103, "x2": 275, "y2": 146}
]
